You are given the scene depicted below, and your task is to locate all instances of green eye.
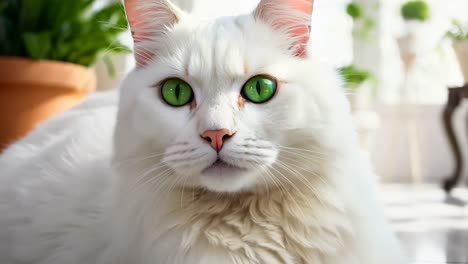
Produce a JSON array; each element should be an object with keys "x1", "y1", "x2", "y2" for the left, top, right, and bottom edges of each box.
[
  {"x1": 241, "y1": 75, "x2": 277, "y2": 104},
  {"x1": 161, "y1": 78, "x2": 194, "y2": 107}
]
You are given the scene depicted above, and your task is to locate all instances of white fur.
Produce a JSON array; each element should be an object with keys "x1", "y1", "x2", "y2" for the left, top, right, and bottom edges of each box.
[{"x1": 0, "y1": 0, "x2": 406, "y2": 263}]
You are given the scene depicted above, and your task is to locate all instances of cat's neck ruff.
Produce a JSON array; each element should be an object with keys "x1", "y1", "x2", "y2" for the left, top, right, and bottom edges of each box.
[{"x1": 108, "y1": 177, "x2": 355, "y2": 264}]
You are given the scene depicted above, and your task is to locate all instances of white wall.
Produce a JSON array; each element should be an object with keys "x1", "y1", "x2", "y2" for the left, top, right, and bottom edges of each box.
[
  {"x1": 371, "y1": 103, "x2": 468, "y2": 183},
  {"x1": 309, "y1": 0, "x2": 353, "y2": 67}
]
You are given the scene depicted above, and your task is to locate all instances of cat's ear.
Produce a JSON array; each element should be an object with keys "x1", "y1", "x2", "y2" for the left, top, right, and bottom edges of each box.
[
  {"x1": 124, "y1": 0, "x2": 184, "y2": 67},
  {"x1": 254, "y1": 0, "x2": 314, "y2": 57}
]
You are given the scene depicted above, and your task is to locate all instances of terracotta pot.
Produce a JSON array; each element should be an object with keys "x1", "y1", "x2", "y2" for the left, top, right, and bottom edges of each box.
[
  {"x1": 0, "y1": 57, "x2": 96, "y2": 150},
  {"x1": 453, "y1": 40, "x2": 468, "y2": 83}
]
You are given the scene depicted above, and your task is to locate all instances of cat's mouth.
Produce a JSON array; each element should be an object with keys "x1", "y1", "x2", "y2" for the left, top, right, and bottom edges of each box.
[
  {"x1": 202, "y1": 159, "x2": 246, "y2": 177},
  {"x1": 198, "y1": 158, "x2": 259, "y2": 192}
]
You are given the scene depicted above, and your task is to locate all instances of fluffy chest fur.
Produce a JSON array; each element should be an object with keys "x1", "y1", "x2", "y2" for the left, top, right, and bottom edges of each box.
[{"x1": 127, "y1": 185, "x2": 355, "y2": 264}]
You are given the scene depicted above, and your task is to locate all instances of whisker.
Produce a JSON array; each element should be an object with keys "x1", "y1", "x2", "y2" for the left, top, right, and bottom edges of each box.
[
  {"x1": 275, "y1": 160, "x2": 325, "y2": 205},
  {"x1": 278, "y1": 145, "x2": 330, "y2": 156},
  {"x1": 129, "y1": 166, "x2": 171, "y2": 195},
  {"x1": 113, "y1": 152, "x2": 166, "y2": 168},
  {"x1": 278, "y1": 148, "x2": 328, "y2": 161},
  {"x1": 147, "y1": 170, "x2": 175, "y2": 196},
  {"x1": 180, "y1": 173, "x2": 190, "y2": 208},
  {"x1": 277, "y1": 155, "x2": 329, "y2": 186},
  {"x1": 256, "y1": 165, "x2": 271, "y2": 197},
  {"x1": 269, "y1": 165, "x2": 315, "y2": 215},
  {"x1": 131, "y1": 164, "x2": 168, "y2": 188},
  {"x1": 264, "y1": 166, "x2": 308, "y2": 220}
]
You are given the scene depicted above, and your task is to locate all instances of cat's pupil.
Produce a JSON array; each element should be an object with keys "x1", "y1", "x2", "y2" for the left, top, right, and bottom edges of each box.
[
  {"x1": 175, "y1": 83, "x2": 181, "y2": 98},
  {"x1": 255, "y1": 81, "x2": 261, "y2": 95}
]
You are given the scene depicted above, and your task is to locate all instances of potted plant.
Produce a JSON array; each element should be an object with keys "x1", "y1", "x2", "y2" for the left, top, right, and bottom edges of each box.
[
  {"x1": 339, "y1": 65, "x2": 379, "y2": 152},
  {"x1": 344, "y1": 1, "x2": 378, "y2": 108},
  {"x1": 397, "y1": 0, "x2": 431, "y2": 70},
  {"x1": 0, "y1": 0, "x2": 129, "y2": 149},
  {"x1": 339, "y1": 65, "x2": 374, "y2": 111},
  {"x1": 346, "y1": 2, "x2": 375, "y2": 42},
  {"x1": 401, "y1": 0, "x2": 431, "y2": 22},
  {"x1": 446, "y1": 20, "x2": 468, "y2": 84}
]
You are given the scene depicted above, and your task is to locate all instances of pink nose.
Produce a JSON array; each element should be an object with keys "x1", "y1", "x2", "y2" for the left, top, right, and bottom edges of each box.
[{"x1": 201, "y1": 129, "x2": 234, "y2": 152}]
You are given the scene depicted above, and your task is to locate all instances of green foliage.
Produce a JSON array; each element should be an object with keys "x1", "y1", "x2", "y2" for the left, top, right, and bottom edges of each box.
[
  {"x1": 401, "y1": 0, "x2": 431, "y2": 22},
  {"x1": 0, "y1": 0, "x2": 130, "y2": 75},
  {"x1": 338, "y1": 65, "x2": 373, "y2": 90},
  {"x1": 445, "y1": 20, "x2": 468, "y2": 42},
  {"x1": 345, "y1": 2, "x2": 376, "y2": 42},
  {"x1": 346, "y1": 2, "x2": 363, "y2": 20}
]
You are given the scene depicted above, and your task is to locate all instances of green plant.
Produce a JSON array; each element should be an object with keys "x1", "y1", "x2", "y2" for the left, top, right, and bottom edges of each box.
[
  {"x1": 346, "y1": 2, "x2": 363, "y2": 20},
  {"x1": 338, "y1": 65, "x2": 373, "y2": 90},
  {"x1": 445, "y1": 20, "x2": 468, "y2": 42},
  {"x1": 401, "y1": 0, "x2": 431, "y2": 22},
  {"x1": 0, "y1": 0, "x2": 130, "y2": 75},
  {"x1": 345, "y1": 2, "x2": 376, "y2": 42}
]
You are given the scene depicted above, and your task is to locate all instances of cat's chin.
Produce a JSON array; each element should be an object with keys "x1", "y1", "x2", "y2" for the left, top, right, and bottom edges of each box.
[{"x1": 199, "y1": 160, "x2": 254, "y2": 193}]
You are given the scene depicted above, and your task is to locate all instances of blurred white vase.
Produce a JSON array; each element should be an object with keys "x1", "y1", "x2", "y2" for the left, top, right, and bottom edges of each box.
[
  {"x1": 397, "y1": 33, "x2": 417, "y2": 70},
  {"x1": 347, "y1": 81, "x2": 380, "y2": 153},
  {"x1": 453, "y1": 40, "x2": 468, "y2": 83},
  {"x1": 347, "y1": 81, "x2": 375, "y2": 112}
]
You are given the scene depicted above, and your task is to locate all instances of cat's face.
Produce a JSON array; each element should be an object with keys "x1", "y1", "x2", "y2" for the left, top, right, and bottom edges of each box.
[{"x1": 115, "y1": 0, "x2": 351, "y2": 193}]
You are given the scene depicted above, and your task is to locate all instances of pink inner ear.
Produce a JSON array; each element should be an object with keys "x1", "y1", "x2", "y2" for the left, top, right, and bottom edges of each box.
[
  {"x1": 124, "y1": 0, "x2": 147, "y2": 43},
  {"x1": 124, "y1": 0, "x2": 153, "y2": 66},
  {"x1": 256, "y1": 0, "x2": 314, "y2": 58},
  {"x1": 289, "y1": 0, "x2": 313, "y2": 15},
  {"x1": 292, "y1": 24, "x2": 311, "y2": 57},
  {"x1": 288, "y1": 0, "x2": 313, "y2": 57},
  {"x1": 124, "y1": 0, "x2": 179, "y2": 66}
]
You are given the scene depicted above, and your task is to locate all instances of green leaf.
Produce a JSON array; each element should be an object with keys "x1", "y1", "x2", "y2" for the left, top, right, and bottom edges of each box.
[
  {"x1": 0, "y1": 1, "x2": 10, "y2": 14},
  {"x1": 18, "y1": 0, "x2": 44, "y2": 32},
  {"x1": 0, "y1": 16, "x2": 22, "y2": 56},
  {"x1": 1, "y1": 0, "x2": 129, "y2": 67},
  {"x1": 92, "y1": 3, "x2": 128, "y2": 33},
  {"x1": 401, "y1": 0, "x2": 431, "y2": 21},
  {"x1": 107, "y1": 42, "x2": 131, "y2": 54},
  {"x1": 47, "y1": 0, "x2": 93, "y2": 29},
  {"x1": 1, "y1": 0, "x2": 20, "y2": 21},
  {"x1": 22, "y1": 32, "x2": 52, "y2": 60},
  {"x1": 445, "y1": 20, "x2": 468, "y2": 42},
  {"x1": 346, "y1": 2, "x2": 363, "y2": 20},
  {"x1": 102, "y1": 55, "x2": 116, "y2": 78},
  {"x1": 338, "y1": 65, "x2": 373, "y2": 90}
]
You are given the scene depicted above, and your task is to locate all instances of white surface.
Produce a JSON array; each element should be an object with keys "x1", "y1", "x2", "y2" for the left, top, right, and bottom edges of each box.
[{"x1": 382, "y1": 184, "x2": 468, "y2": 264}]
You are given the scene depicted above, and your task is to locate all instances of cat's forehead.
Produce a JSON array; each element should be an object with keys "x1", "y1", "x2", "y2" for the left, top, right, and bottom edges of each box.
[
  {"x1": 181, "y1": 17, "x2": 250, "y2": 79},
  {"x1": 163, "y1": 16, "x2": 282, "y2": 84}
]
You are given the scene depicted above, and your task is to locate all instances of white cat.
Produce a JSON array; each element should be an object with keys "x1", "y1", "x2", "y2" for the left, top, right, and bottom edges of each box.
[{"x1": 0, "y1": 0, "x2": 406, "y2": 263}]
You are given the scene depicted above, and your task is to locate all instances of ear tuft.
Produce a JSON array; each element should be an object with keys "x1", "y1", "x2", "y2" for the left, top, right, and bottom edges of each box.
[
  {"x1": 124, "y1": 0, "x2": 183, "y2": 67},
  {"x1": 254, "y1": 0, "x2": 314, "y2": 58}
]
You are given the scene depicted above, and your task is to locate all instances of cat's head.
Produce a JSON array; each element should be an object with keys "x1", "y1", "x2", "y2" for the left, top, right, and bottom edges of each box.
[{"x1": 114, "y1": 0, "x2": 353, "y2": 193}]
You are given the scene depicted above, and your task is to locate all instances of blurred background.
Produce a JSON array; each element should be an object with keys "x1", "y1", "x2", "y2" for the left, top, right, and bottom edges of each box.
[{"x1": 0, "y1": 0, "x2": 468, "y2": 263}]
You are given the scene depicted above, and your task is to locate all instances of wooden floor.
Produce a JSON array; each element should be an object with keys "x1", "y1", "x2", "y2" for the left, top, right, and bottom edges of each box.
[{"x1": 381, "y1": 184, "x2": 468, "y2": 264}]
